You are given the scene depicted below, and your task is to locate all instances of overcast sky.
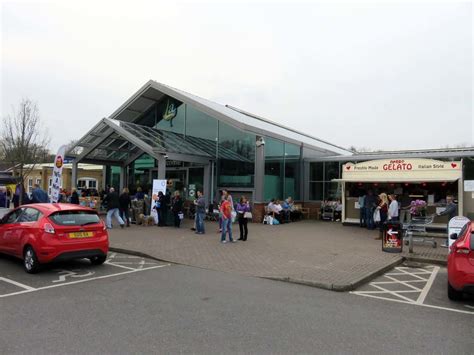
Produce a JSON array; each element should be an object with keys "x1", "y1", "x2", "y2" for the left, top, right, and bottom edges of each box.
[{"x1": 1, "y1": 0, "x2": 473, "y2": 153}]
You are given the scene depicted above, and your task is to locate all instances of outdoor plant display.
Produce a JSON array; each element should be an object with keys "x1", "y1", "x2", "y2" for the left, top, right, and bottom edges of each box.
[{"x1": 410, "y1": 199, "x2": 427, "y2": 216}]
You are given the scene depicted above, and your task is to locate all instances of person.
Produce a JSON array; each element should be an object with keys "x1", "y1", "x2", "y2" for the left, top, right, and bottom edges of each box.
[
  {"x1": 119, "y1": 188, "x2": 132, "y2": 227},
  {"x1": 220, "y1": 194, "x2": 235, "y2": 243},
  {"x1": 157, "y1": 191, "x2": 167, "y2": 226},
  {"x1": 171, "y1": 191, "x2": 183, "y2": 228},
  {"x1": 134, "y1": 187, "x2": 145, "y2": 200},
  {"x1": 70, "y1": 189, "x2": 80, "y2": 204},
  {"x1": 388, "y1": 194, "x2": 399, "y2": 221},
  {"x1": 271, "y1": 199, "x2": 284, "y2": 223},
  {"x1": 104, "y1": 187, "x2": 125, "y2": 229},
  {"x1": 334, "y1": 200, "x2": 343, "y2": 221},
  {"x1": 236, "y1": 196, "x2": 251, "y2": 241},
  {"x1": 5, "y1": 187, "x2": 11, "y2": 208},
  {"x1": 194, "y1": 190, "x2": 206, "y2": 234},
  {"x1": 358, "y1": 191, "x2": 366, "y2": 227},
  {"x1": 399, "y1": 191, "x2": 412, "y2": 224},
  {"x1": 364, "y1": 190, "x2": 377, "y2": 230},
  {"x1": 0, "y1": 187, "x2": 7, "y2": 208},
  {"x1": 437, "y1": 195, "x2": 458, "y2": 220},
  {"x1": 375, "y1": 192, "x2": 389, "y2": 240},
  {"x1": 31, "y1": 183, "x2": 49, "y2": 203},
  {"x1": 437, "y1": 195, "x2": 458, "y2": 247},
  {"x1": 281, "y1": 198, "x2": 291, "y2": 223},
  {"x1": 285, "y1": 197, "x2": 301, "y2": 221},
  {"x1": 219, "y1": 190, "x2": 234, "y2": 233}
]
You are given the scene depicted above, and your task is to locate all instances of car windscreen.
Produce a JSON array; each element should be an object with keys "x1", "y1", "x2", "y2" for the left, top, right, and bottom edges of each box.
[{"x1": 49, "y1": 210, "x2": 101, "y2": 226}]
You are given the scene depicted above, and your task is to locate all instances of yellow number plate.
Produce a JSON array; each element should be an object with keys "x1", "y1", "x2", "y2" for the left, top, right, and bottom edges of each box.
[{"x1": 68, "y1": 232, "x2": 94, "y2": 238}]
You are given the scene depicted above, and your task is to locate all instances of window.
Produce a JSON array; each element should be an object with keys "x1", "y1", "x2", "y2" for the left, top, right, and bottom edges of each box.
[
  {"x1": 309, "y1": 161, "x2": 342, "y2": 201},
  {"x1": 77, "y1": 178, "x2": 98, "y2": 189},
  {"x1": 50, "y1": 210, "x2": 100, "y2": 226},
  {"x1": 17, "y1": 208, "x2": 42, "y2": 223},
  {"x1": 3, "y1": 209, "x2": 23, "y2": 224},
  {"x1": 264, "y1": 138, "x2": 301, "y2": 201},
  {"x1": 154, "y1": 97, "x2": 185, "y2": 135},
  {"x1": 28, "y1": 179, "x2": 33, "y2": 194},
  {"x1": 36, "y1": 178, "x2": 41, "y2": 186},
  {"x1": 217, "y1": 122, "x2": 255, "y2": 188}
]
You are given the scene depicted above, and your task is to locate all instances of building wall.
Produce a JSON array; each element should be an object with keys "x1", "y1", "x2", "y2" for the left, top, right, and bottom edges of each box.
[{"x1": 22, "y1": 167, "x2": 103, "y2": 194}]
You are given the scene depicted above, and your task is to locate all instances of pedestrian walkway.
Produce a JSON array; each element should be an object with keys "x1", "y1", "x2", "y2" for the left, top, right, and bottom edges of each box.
[{"x1": 108, "y1": 220, "x2": 422, "y2": 291}]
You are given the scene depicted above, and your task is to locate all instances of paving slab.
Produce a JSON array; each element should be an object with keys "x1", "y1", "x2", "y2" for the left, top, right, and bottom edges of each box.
[{"x1": 107, "y1": 220, "x2": 421, "y2": 291}]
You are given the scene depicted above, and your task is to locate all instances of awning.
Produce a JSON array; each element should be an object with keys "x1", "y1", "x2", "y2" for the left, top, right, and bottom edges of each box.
[{"x1": 333, "y1": 178, "x2": 460, "y2": 183}]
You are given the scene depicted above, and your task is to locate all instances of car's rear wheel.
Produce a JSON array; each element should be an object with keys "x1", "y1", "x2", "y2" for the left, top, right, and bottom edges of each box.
[
  {"x1": 89, "y1": 255, "x2": 107, "y2": 265},
  {"x1": 23, "y1": 246, "x2": 40, "y2": 274},
  {"x1": 447, "y1": 282, "x2": 463, "y2": 301}
]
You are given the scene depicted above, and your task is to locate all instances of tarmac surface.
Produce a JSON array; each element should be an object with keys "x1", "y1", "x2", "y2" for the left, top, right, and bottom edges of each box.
[{"x1": 107, "y1": 219, "x2": 448, "y2": 291}]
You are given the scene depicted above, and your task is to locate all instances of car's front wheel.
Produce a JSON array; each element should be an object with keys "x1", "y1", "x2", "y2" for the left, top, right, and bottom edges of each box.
[
  {"x1": 23, "y1": 246, "x2": 40, "y2": 274},
  {"x1": 447, "y1": 282, "x2": 463, "y2": 301},
  {"x1": 89, "y1": 255, "x2": 107, "y2": 265}
]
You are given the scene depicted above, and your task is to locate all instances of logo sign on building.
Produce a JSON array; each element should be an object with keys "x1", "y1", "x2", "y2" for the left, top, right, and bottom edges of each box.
[
  {"x1": 152, "y1": 179, "x2": 167, "y2": 201},
  {"x1": 50, "y1": 145, "x2": 67, "y2": 203},
  {"x1": 342, "y1": 159, "x2": 462, "y2": 182},
  {"x1": 163, "y1": 98, "x2": 178, "y2": 127}
]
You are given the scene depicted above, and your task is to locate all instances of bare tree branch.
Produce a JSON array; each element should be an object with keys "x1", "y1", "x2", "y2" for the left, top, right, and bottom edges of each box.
[{"x1": 0, "y1": 98, "x2": 50, "y2": 204}]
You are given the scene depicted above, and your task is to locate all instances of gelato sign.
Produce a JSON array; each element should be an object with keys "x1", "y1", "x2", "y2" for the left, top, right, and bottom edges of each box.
[{"x1": 342, "y1": 159, "x2": 462, "y2": 182}]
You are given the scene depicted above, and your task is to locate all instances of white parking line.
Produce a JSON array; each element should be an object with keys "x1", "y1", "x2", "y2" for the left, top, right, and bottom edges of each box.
[
  {"x1": 416, "y1": 266, "x2": 439, "y2": 304},
  {"x1": 0, "y1": 264, "x2": 171, "y2": 299},
  {"x1": 0, "y1": 277, "x2": 36, "y2": 291},
  {"x1": 351, "y1": 266, "x2": 474, "y2": 315},
  {"x1": 104, "y1": 260, "x2": 136, "y2": 270}
]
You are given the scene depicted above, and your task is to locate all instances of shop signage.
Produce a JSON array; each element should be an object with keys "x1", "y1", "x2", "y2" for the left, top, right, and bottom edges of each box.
[
  {"x1": 163, "y1": 98, "x2": 178, "y2": 127},
  {"x1": 342, "y1": 159, "x2": 462, "y2": 182},
  {"x1": 50, "y1": 145, "x2": 67, "y2": 203},
  {"x1": 464, "y1": 180, "x2": 474, "y2": 192},
  {"x1": 382, "y1": 222, "x2": 403, "y2": 253}
]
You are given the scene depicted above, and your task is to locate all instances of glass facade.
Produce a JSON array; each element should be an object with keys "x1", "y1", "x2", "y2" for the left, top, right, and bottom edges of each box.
[
  {"x1": 264, "y1": 138, "x2": 301, "y2": 201},
  {"x1": 309, "y1": 161, "x2": 341, "y2": 201},
  {"x1": 218, "y1": 121, "x2": 255, "y2": 188}
]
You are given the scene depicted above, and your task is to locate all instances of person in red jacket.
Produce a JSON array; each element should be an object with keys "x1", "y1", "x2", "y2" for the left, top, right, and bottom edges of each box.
[{"x1": 219, "y1": 195, "x2": 235, "y2": 243}]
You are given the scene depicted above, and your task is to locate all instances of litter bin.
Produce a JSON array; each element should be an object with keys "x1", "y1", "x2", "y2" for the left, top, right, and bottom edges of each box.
[{"x1": 382, "y1": 221, "x2": 403, "y2": 253}]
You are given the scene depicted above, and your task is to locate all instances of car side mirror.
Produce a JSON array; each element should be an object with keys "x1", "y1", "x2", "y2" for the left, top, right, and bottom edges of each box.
[{"x1": 449, "y1": 233, "x2": 458, "y2": 240}]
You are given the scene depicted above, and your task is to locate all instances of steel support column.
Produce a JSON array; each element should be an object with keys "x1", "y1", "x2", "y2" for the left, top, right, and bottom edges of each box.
[{"x1": 254, "y1": 136, "x2": 265, "y2": 203}]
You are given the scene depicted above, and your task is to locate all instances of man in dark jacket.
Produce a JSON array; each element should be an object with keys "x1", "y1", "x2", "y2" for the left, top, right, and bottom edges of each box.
[
  {"x1": 104, "y1": 187, "x2": 125, "y2": 229},
  {"x1": 31, "y1": 184, "x2": 49, "y2": 203},
  {"x1": 0, "y1": 187, "x2": 7, "y2": 208},
  {"x1": 119, "y1": 188, "x2": 132, "y2": 227}
]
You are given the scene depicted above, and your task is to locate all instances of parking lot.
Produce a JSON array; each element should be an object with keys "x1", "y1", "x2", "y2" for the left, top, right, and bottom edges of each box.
[
  {"x1": 351, "y1": 263, "x2": 474, "y2": 315},
  {"x1": 0, "y1": 252, "x2": 170, "y2": 298}
]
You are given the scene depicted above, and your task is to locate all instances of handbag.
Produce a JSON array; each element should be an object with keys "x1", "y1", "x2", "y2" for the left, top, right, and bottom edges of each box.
[
  {"x1": 373, "y1": 209, "x2": 381, "y2": 223},
  {"x1": 231, "y1": 210, "x2": 237, "y2": 223},
  {"x1": 244, "y1": 211, "x2": 253, "y2": 219}
]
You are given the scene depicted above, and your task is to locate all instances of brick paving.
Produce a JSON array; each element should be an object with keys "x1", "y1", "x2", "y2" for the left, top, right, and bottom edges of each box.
[
  {"x1": 108, "y1": 219, "x2": 444, "y2": 291},
  {"x1": 2, "y1": 206, "x2": 446, "y2": 287}
]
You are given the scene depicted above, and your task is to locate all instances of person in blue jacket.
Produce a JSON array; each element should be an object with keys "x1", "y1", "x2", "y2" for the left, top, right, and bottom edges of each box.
[{"x1": 31, "y1": 184, "x2": 49, "y2": 203}]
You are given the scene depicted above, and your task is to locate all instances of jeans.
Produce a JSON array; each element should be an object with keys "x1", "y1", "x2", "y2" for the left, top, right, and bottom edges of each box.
[
  {"x1": 238, "y1": 216, "x2": 248, "y2": 240},
  {"x1": 120, "y1": 208, "x2": 130, "y2": 226},
  {"x1": 196, "y1": 212, "x2": 205, "y2": 233},
  {"x1": 221, "y1": 218, "x2": 233, "y2": 242},
  {"x1": 365, "y1": 207, "x2": 375, "y2": 229},
  {"x1": 359, "y1": 207, "x2": 366, "y2": 226},
  {"x1": 106, "y1": 208, "x2": 125, "y2": 228}
]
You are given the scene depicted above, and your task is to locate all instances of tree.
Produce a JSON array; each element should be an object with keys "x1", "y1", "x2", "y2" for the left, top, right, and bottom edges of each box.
[{"x1": 0, "y1": 98, "x2": 50, "y2": 204}]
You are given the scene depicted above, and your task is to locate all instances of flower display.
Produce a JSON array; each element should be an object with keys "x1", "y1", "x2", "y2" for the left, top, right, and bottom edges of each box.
[{"x1": 410, "y1": 199, "x2": 427, "y2": 216}]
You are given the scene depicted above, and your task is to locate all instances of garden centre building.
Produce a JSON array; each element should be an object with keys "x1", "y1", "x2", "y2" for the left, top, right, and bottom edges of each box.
[{"x1": 67, "y1": 80, "x2": 474, "y2": 221}]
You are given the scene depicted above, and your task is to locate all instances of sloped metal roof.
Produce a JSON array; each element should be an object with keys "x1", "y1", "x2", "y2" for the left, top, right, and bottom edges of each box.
[{"x1": 109, "y1": 80, "x2": 352, "y2": 156}]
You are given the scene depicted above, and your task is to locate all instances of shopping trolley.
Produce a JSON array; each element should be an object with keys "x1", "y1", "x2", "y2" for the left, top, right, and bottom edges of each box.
[{"x1": 402, "y1": 214, "x2": 437, "y2": 253}]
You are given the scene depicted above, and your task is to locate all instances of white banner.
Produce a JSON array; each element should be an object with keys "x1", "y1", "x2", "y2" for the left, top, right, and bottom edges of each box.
[
  {"x1": 50, "y1": 145, "x2": 67, "y2": 203},
  {"x1": 152, "y1": 179, "x2": 167, "y2": 201}
]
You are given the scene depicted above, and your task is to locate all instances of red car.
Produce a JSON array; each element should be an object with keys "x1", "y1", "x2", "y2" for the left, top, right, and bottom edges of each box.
[
  {"x1": 447, "y1": 221, "x2": 474, "y2": 300},
  {"x1": 0, "y1": 203, "x2": 109, "y2": 273}
]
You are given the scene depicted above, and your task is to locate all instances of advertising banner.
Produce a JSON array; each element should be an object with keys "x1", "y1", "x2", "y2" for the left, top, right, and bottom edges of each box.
[
  {"x1": 50, "y1": 145, "x2": 67, "y2": 203},
  {"x1": 382, "y1": 221, "x2": 403, "y2": 253},
  {"x1": 152, "y1": 179, "x2": 167, "y2": 200}
]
